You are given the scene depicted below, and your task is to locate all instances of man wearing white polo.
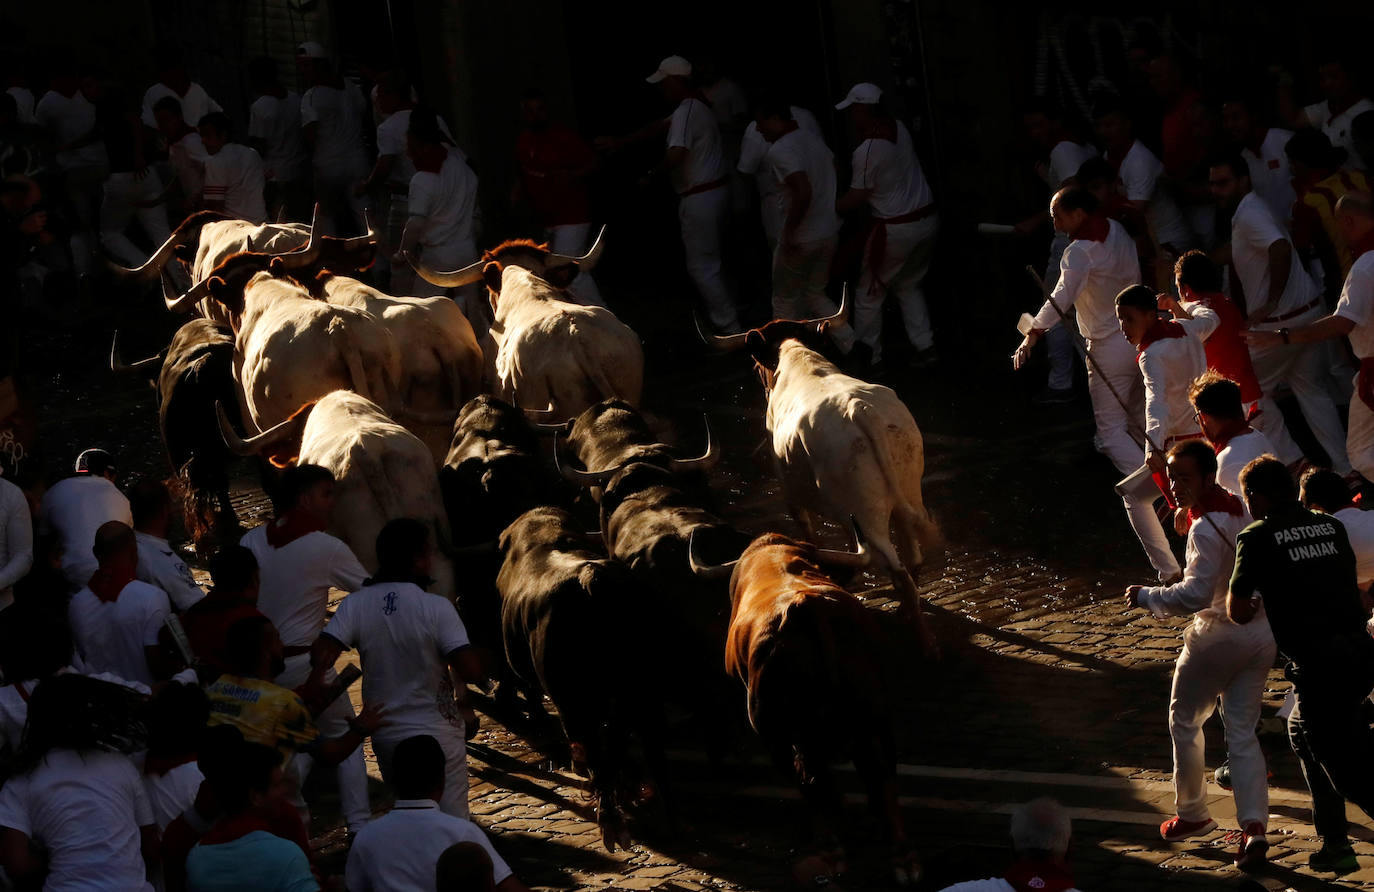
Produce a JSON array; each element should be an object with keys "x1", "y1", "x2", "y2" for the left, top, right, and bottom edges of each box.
[
  {"x1": 835, "y1": 83, "x2": 939, "y2": 369},
  {"x1": 646, "y1": 55, "x2": 740, "y2": 334}
]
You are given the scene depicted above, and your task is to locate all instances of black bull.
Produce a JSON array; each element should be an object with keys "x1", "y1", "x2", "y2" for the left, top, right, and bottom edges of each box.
[{"x1": 496, "y1": 506, "x2": 665, "y2": 852}]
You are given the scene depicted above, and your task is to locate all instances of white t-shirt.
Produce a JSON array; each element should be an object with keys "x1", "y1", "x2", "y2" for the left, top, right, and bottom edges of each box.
[
  {"x1": 1139, "y1": 317, "x2": 1209, "y2": 448},
  {"x1": 7, "y1": 86, "x2": 35, "y2": 125},
  {"x1": 248, "y1": 91, "x2": 307, "y2": 183},
  {"x1": 0, "y1": 749, "x2": 155, "y2": 892},
  {"x1": 1242, "y1": 128, "x2": 1297, "y2": 226},
  {"x1": 344, "y1": 799, "x2": 512, "y2": 892},
  {"x1": 1334, "y1": 506, "x2": 1374, "y2": 586},
  {"x1": 39, "y1": 475, "x2": 133, "y2": 588},
  {"x1": 241, "y1": 525, "x2": 368, "y2": 648},
  {"x1": 141, "y1": 81, "x2": 222, "y2": 129},
  {"x1": 1031, "y1": 218, "x2": 1140, "y2": 340},
  {"x1": 1307, "y1": 97, "x2": 1374, "y2": 169},
  {"x1": 409, "y1": 149, "x2": 479, "y2": 268},
  {"x1": 301, "y1": 83, "x2": 369, "y2": 178},
  {"x1": 0, "y1": 476, "x2": 32, "y2": 605},
  {"x1": 204, "y1": 143, "x2": 267, "y2": 223},
  {"x1": 704, "y1": 78, "x2": 748, "y2": 133},
  {"x1": 765, "y1": 126, "x2": 839, "y2": 243},
  {"x1": 323, "y1": 581, "x2": 470, "y2": 743},
  {"x1": 169, "y1": 131, "x2": 209, "y2": 206},
  {"x1": 135, "y1": 531, "x2": 205, "y2": 611},
  {"x1": 377, "y1": 109, "x2": 453, "y2": 188},
  {"x1": 1138, "y1": 505, "x2": 1250, "y2": 618},
  {"x1": 68, "y1": 580, "x2": 170, "y2": 687},
  {"x1": 141, "y1": 759, "x2": 203, "y2": 830},
  {"x1": 666, "y1": 97, "x2": 725, "y2": 194},
  {"x1": 739, "y1": 107, "x2": 822, "y2": 179},
  {"x1": 34, "y1": 89, "x2": 108, "y2": 170},
  {"x1": 1216, "y1": 427, "x2": 1275, "y2": 497},
  {"x1": 1047, "y1": 139, "x2": 1098, "y2": 191},
  {"x1": 1335, "y1": 251, "x2": 1374, "y2": 359},
  {"x1": 1231, "y1": 191, "x2": 1319, "y2": 327},
  {"x1": 850, "y1": 120, "x2": 932, "y2": 219},
  {"x1": 1116, "y1": 139, "x2": 1193, "y2": 249}
]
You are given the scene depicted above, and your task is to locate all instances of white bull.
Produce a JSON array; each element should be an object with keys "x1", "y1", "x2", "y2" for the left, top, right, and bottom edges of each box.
[
  {"x1": 174, "y1": 253, "x2": 403, "y2": 433},
  {"x1": 700, "y1": 301, "x2": 943, "y2": 651},
  {"x1": 408, "y1": 231, "x2": 643, "y2": 421},
  {"x1": 319, "y1": 273, "x2": 484, "y2": 461},
  {"x1": 219, "y1": 390, "x2": 456, "y2": 598}
]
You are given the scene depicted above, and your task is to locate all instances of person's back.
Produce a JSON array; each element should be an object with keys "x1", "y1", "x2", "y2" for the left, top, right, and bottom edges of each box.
[
  {"x1": 68, "y1": 579, "x2": 169, "y2": 685},
  {"x1": 346, "y1": 804, "x2": 512, "y2": 892},
  {"x1": 250, "y1": 89, "x2": 306, "y2": 183},
  {"x1": 204, "y1": 142, "x2": 267, "y2": 223},
  {"x1": 301, "y1": 80, "x2": 367, "y2": 176},
  {"x1": 765, "y1": 126, "x2": 839, "y2": 242},
  {"x1": 42, "y1": 474, "x2": 132, "y2": 588},
  {"x1": 0, "y1": 748, "x2": 154, "y2": 891},
  {"x1": 240, "y1": 523, "x2": 364, "y2": 651},
  {"x1": 185, "y1": 829, "x2": 316, "y2": 892},
  {"x1": 408, "y1": 148, "x2": 478, "y2": 268}
]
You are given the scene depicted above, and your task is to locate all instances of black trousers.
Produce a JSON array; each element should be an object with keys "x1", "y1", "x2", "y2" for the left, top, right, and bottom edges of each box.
[{"x1": 1287, "y1": 661, "x2": 1374, "y2": 842}]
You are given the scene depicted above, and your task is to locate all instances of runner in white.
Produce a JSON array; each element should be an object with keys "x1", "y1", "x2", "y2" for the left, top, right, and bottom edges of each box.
[
  {"x1": 739, "y1": 102, "x2": 823, "y2": 250},
  {"x1": 298, "y1": 41, "x2": 370, "y2": 235},
  {"x1": 199, "y1": 112, "x2": 267, "y2": 224}
]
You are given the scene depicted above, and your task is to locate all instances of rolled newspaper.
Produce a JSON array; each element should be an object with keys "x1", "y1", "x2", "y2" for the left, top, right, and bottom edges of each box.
[{"x1": 1016, "y1": 313, "x2": 1037, "y2": 336}]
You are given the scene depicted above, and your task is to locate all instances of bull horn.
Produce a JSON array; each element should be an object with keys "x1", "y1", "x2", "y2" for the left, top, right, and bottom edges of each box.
[
  {"x1": 666, "y1": 415, "x2": 718, "y2": 472},
  {"x1": 165, "y1": 271, "x2": 215, "y2": 313},
  {"x1": 687, "y1": 528, "x2": 738, "y2": 580},
  {"x1": 531, "y1": 419, "x2": 574, "y2": 437},
  {"x1": 546, "y1": 225, "x2": 606, "y2": 271},
  {"x1": 406, "y1": 252, "x2": 485, "y2": 288},
  {"x1": 216, "y1": 402, "x2": 302, "y2": 457},
  {"x1": 805, "y1": 284, "x2": 850, "y2": 330},
  {"x1": 109, "y1": 331, "x2": 164, "y2": 374},
  {"x1": 694, "y1": 311, "x2": 750, "y2": 353},
  {"x1": 394, "y1": 405, "x2": 460, "y2": 426},
  {"x1": 106, "y1": 230, "x2": 184, "y2": 282},
  {"x1": 553, "y1": 430, "x2": 622, "y2": 486},
  {"x1": 337, "y1": 209, "x2": 379, "y2": 250},
  {"x1": 813, "y1": 518, "x2": 871, "y2": 569},
  {"x1": 275, "y1": 204, "x2": 324, "y2": 269}
]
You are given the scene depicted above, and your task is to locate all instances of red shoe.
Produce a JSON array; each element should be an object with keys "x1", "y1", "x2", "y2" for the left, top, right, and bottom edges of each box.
[
  {"x1": 1160, "y1": 815, "x2": 1218, "y2": 841},
  {"x1": 1235, "y1": 823, "x2": 1268, "y2": 869}
]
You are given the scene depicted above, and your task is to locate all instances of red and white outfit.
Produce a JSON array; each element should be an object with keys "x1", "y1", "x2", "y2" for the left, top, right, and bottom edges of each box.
[
  {"x1": 241, "y1": 520, "x2": 371, "y2": 832},
  {"x1": 669, "y1": 96, "x2": 739, "y2": 333},
  {"x1": 1213, "y1": 426, "x2": 1275, "y2": 498},
  {"x1": 322, "y1": 580, "x2": 473, "y2": 817},
  {"x1": 1241, "y1": 128, "x2": 1297, "y2": 226},
  {"x1": 852, "y1": 120, "x2": 938, "y2": 360},
  {"x1": 515, "y1": 122, "x2": 602, "y2": 306},
  {"x1": 1119, "y1": 318, "x2": 1207, "y2": 578},
  {"x1": 1136, "y1": 491, "x2": 1274, "y2": 836},
  {"x1": 1180, "y1": 289, "x2": 1302, "y2": 464},
  {"x1": 1233, "y1": 191, "x2": 1351, "y2": 474},
  {"x1": 738, "y1": 107, "x2": 823, "y2": 248},
  {"x1": 408, "y1": 147, "x2": 481, "y2": 335},
  {"x1": 203, "y1": 143, "x2": 266, "y2": 223},
  {"x1": 1336, "y1": 246, "x2": 1374, "y2": 481},
  {"x1": 1030, "y1": 216, "x2": 1143, "y2": 474}
]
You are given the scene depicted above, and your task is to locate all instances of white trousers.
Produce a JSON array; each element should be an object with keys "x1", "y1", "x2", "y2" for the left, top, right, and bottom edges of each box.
[
  {"x1": 1248, "y1": 316, "x2": 1352, "y2": 474},
  {"x1": 1119, "y1": 463, "x2": 1181, "y2": 579},
  {"x1": 374, "y1": 728, "x2": 470, "y2": 818},
  {"x1": 679, "y1": 186, "x2": 740, "y2": 332},
  {"x1": 1170, "y1": 615, "x2": 1277, "y2": 828},
  {"x1": 100, "y1": 172, "x2": 171, "y2": 268},
  {"x1": 856, "y1": 215, "x2": 938, "y2": 361},
  {"x1": 549, "y1": 222, "x2": 604, "y2": 308},
  {"x1": 771, "y1": 236, "x2": 854, "y2": 352},
  {"x1": 1085, "y1": 333, "x2": 1146, "y2": 475},
  {"x1": 1348, "y1": 372, "x2": 1374, "y2": 482},
  {"x1": 277, "y1": 654, "x2": 371, "y2": 832}
]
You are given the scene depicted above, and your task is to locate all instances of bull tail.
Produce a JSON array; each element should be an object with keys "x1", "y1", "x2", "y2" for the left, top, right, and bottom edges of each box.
[{"x1": 852, "y1": 403, "x2": 943, "y2": 559}]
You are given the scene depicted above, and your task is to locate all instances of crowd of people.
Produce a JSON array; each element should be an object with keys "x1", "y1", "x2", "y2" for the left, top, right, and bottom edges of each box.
[{"x1": 3, "y1": 24, "x2": 1374, "y2": 892}]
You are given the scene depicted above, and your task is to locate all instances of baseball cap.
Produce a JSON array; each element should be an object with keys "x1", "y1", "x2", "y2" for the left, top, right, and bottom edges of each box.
[
  {"x1": 646, "y1": 56, "x2": 692, "y2": 84},
  {"x1": 74, "y1": 448, "x2": 115, "y2": 476},
  {"x1": 836, "y1": 83, "x2": 883, "y2": 110},
  {"x1": 297, "y1": 41, "x2": 328, "y2": 60}
]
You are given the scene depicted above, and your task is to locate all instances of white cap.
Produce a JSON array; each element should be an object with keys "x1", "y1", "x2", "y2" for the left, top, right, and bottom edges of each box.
[
  {"x1": 835, "y1": 82, "x2": 882, "y2": 110},
  {"x1": 646, "y1": 56, "x2": 692, "y2": 84},
  {"x1": 297, "y1": 41, "x2": 328, "y2": 60}
]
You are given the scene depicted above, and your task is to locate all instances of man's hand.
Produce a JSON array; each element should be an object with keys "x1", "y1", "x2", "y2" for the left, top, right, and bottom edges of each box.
[
  {"x1": 1124, "y1": 585, "x2": 1144, "y2": 609},
  {"x1": 1173, "y1": 507, "x2": 1191, "y2": 536},
  {"x1": 1242, "y1": 329, "x2": 1284, "y2": 348},
  {"x1": 1012, "y1": 330, "x2": 1042, "y2": 370},
  {"x1": 460, "y1": 703, "x2": 481, "y2": 740},
  {"x1": 1146, "y1": 450, "x2": 1167, "y2": 474},
  {"x1": 352, "y1": 703, "x2": 387, "y2": 736}
]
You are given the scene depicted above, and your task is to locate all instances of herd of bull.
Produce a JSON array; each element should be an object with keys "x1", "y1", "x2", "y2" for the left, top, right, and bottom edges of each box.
[{"x1": 105, "y1": 209, "x2": 945, "y2": 883}]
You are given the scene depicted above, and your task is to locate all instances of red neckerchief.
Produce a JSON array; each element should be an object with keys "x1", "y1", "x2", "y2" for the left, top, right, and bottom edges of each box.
[
  {"x1": 1136, "y1": 317, "x2": 1185, "y2": 353},
  {"x1": 200, "y1": 812, "x2": 274, "y2": 846},
  {"x1": 264, "y1": 508, "x2": 326, "y2": 549},
  {"x1": 1209, "y1": 421, "x2": 1253, "y2": 455},
  {"x1": 88, "y1": 566, "x2": 135, "y2": 603},
  {"x1": 1004, "y1": 859, "x2": 1077, "y2": 892},
  {"x1": 1077, "y1": 214, "x2": 1109, "y2": 243},
  {"x1": 144, "y1": 752, "x2": 198, "y2": 777},
  {"x1": 1188, "y1": 485, "x2": 1245, "y2": 522}
]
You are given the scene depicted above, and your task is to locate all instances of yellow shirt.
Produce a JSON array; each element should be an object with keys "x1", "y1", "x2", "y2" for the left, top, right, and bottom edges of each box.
[
  {"x1": 206, "y1": 674, "x2": 317, "y2": 764},
  {"x1": 1295, "y1": 168, "x2": 1372, "y2": 280}
]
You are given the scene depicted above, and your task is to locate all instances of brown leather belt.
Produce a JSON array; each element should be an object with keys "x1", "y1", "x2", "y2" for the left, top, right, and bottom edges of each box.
[
  {"x1": 877, "y1": 203, "x2": 936, "y2": 225},
  {"x1": 678, "y1": 176, "x2": 728, "y2": 198},
  {"x1": 1260, "y1": 297, "x2": 1320, "y2": 324}
]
